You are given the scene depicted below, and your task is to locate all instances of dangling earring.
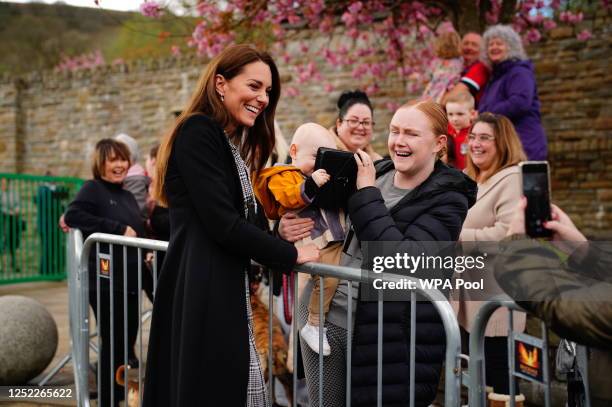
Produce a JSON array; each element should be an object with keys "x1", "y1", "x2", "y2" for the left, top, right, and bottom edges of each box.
[{"x1": 219, "y1": 93, "x2": 225, "y2": 102}]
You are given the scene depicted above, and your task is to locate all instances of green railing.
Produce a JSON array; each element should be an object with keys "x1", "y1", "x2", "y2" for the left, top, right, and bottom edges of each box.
[{"x1": 0, "y1": 173, "x2": 84, "y2": 284}]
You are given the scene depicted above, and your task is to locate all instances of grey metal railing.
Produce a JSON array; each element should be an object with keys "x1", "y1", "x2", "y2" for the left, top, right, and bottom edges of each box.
[
  {"x1": 67, "y1": 229, "x2": 88, "y2": 406},
  {"x1": 468, "y1": 295, "x2": 592, "y2": 407},
  {"x1": 75, "y1": 233, "x2": 167, "y2": 407},
  {"x1": 70, "y1": 232, "x2": 463, "y2": 407},
  {"x1": 294, "y1": 262, "x2": 463, "y2": 407}
]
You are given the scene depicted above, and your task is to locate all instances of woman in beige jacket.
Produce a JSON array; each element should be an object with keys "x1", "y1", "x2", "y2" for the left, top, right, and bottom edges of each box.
[{"x1": 454, "y1": 112, "x2": 527, "y2": 401}]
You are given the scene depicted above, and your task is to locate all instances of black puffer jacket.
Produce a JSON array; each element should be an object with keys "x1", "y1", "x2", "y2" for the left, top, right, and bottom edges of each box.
[{"x1": 349, "y1": 159, "x2": 477, "y2": 407}]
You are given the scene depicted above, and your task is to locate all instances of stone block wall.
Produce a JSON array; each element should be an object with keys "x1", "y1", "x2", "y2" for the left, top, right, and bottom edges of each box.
[
  {"x1": 0, "y1": 12, "x2": 610, "y2": 236},
  {"x1": 0, "y1": 58, "x2": 203, "y2": 176},
  {"x1": 0, "y1": 76, "x2": 19, "y2": 172},
  {"x1": 528, "y1": 11, "x2": 612, "y2": 236}
]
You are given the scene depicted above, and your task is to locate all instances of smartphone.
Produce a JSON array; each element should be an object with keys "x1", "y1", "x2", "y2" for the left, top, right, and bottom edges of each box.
[
  {"x1": 313, "y1": 147, "x2": 357, "y2": 209},
  {"x1": 520, "y1": 161, "x2": 552, "y2": 238}
]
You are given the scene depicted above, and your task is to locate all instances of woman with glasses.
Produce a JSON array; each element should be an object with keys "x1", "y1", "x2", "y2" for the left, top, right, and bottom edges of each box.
[
  {"x1": 330, "y1": 90, "x2": 382, "y2": 160},
  {"x1": 278, "y1": 90, "x2": 382, "y2": 244},
  {"x1": 453, "y1": 112, "x2": 527, "y2": 404}
]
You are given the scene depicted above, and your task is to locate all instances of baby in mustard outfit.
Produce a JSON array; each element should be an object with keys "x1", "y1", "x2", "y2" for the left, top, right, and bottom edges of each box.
[{"x1": 254, "y1": 123, "x2": 346, "y2": 356}]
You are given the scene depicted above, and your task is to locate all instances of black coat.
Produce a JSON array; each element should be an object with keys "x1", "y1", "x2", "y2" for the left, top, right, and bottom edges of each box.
[
  {"x1": 64, "y1": 179, "x2": 146, "y2": 293},
  {"x1": 349, "y1": 159, "x2": 477, "y2": 407},
  {"x1": 142, "y1": 115, "x2": 298, "y2": 407}
]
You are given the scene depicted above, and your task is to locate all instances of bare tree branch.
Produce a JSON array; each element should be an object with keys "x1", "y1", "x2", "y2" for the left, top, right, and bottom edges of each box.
[
  {"x1": 499, "y1": 0, "x2": 518, "y2": 24},
  {"x1": 456, "y1": 0, "x2": 480, "y2": 34}
]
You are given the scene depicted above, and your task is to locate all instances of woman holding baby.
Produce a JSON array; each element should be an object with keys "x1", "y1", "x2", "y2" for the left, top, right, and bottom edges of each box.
[{"x1": 281, "y1": 100, "x2": 476, "y2": 406}]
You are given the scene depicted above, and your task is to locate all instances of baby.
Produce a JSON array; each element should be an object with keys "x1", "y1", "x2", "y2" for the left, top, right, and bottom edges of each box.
[{"x1": 254, "y1": 123, "x2": 346, "y2": 356}]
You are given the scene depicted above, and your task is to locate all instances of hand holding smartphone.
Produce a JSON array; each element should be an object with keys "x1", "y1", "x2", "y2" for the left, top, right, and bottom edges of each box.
[
  {"x1": 312, "y1": 147, "x2": 357, "y2": 209},
  {"x1": 520, "y1": 161, "x2": 552, "y2": 238}
]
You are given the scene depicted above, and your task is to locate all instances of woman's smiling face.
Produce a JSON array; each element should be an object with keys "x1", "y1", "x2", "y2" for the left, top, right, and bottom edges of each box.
[
  {"x1": 487, "y1": 37, "x2": 509, "y2": 65},
  {"x1": 468, "y1": 121, "x2": 498, "y2": 172},
  {"x1": 336, "y1": 103, "x2": 374, "y2": 152},
  {"x1": 216, "y1": 61, "x2": 272, "y2": 132},
  {"x1": 102, "y1": 150, "x2": 129, "y2": 184},
  {"x1": 388, "y1": 107, "x2": 444, "y2": 180}
]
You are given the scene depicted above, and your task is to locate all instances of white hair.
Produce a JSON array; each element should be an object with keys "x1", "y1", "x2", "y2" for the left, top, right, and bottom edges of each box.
[
  {"x1": 114, "y1": 133, "x2": 140, "y2": 163},
  {"x1": 481, "y1": 24, "x2": 527, "y2": 66}
]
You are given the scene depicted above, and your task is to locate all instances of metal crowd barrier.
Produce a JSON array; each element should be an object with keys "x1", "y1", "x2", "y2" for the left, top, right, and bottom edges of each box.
[
  {"x1": 69, "y1": 232, "x2": 463, "y2": 407},
  {"x1": 290, "y1": 262, "x2": 463, "y2": 407},
  {"x1": 467, "y1": 295, "x2": 592, "y2": 407},
  {"x1": 74, "y1": 232, "x2": 167, "y2": 407},
  {"x1": 36, "y1": 229, "x2": 89, "y2": 388}
]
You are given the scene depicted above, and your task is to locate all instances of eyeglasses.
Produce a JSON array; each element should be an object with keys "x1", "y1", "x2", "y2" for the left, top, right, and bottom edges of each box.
[
  {"x1": 341, "y1": 118, "x2": 375, "y2": 129},
  {"x1": 468, "y1": 133, "x2": 495, "y2": 143}
]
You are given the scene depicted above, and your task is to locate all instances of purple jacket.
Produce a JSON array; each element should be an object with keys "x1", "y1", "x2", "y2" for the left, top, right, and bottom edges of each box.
[{"x1": 479, "y1": 59, "x2": 548, "y2": 160}]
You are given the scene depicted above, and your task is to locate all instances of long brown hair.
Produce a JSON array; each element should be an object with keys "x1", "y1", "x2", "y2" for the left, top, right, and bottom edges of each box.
[
  {"x1": 465, "y1": 112, "x2": 527, "y2": 183},
  {"x1": 154, "y1": 44, "x2": 281, "y2": 206}
]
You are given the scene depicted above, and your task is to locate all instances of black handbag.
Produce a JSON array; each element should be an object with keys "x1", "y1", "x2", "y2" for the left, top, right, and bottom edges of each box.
[{"x1": 312, "y1": 147, "x2": 358, "y2": 209}]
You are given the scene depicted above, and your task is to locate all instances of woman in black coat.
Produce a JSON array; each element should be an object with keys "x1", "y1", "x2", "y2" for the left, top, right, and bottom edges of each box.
[
  {"x1": 142, "y1": 45, "x2": 318, "y2": 407},
  {"x1": 286, "y1": 101, "x2": 476, "y2": 406},
  {"x1": 64, "y1": 138, "x2": 148, "y2": 407}
]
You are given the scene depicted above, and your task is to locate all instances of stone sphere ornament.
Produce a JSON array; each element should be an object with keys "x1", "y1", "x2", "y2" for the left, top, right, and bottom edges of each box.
[{"x1": 0, "y1": 295, "x2": 58, "y2": 385}]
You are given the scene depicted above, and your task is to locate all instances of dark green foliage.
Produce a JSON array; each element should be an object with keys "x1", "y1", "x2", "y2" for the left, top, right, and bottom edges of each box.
[
  {"x1": 0, "y1": 2, "x2": 197, "y2": 75},
  {"x1": 0, "y1": 1, "x2": 132, "y2": 74}
]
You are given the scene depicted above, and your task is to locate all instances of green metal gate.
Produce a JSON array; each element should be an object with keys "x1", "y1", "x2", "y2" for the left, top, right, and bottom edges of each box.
[{"x1": 0, "y1": 173, "x2": 84, "y2": 284}]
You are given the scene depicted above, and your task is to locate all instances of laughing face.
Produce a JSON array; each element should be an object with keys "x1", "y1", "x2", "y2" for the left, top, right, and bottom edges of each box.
[
  {"x1": 461, "y1": 33, "x2": 482, "y2": 66},
  {"x1": 468, "y1": 122, "x2": 498, "y2": 172},
  {"x1": 102, "y1": 150, "x2": 129, "y2": 184},
  {"x1": 216, "y1": 61, "x2": 272, "y2": 133},
  {"x1": 487, "y1": 37, "x2": 509, "y2": 65},
  {"x1": 388, "y1": 107, "x2": 445, "y2": 185}
]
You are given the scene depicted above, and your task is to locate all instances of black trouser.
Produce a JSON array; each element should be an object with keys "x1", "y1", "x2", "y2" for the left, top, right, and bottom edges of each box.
[
  {"x1": 89, "y1": 281, "x2": 139, "y2": 407},
  {"x1": 1, "y1": 214, "x2": 22, "y2": 270},
  {"x1": 461, "y1": 327, "x2": 519, "y2": 395},
  {"x1": 38, "y1": 217, "x2": 64, "y2": 275}
]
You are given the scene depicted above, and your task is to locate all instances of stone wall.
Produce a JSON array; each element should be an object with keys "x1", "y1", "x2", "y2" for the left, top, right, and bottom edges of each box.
[
  {"x1": 0, "y1": 76, "x2": 19, "y2": 172},
  {"x1": 0, "y1": 58, "x2": 203, "y2": 176},
  {"x1": 0, "y1": 11, "x2": 610, "y2": 236},
  {"x1": 528, "y1": 13, "x2": 612, "y2": 236}
]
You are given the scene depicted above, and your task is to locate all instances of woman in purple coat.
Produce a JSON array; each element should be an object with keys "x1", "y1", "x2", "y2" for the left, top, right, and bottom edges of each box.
[{"x1": 478, "y1": 25, "x2": 547, "y2": 160}]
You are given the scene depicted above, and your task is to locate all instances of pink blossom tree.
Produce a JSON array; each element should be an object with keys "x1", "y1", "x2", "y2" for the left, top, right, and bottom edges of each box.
[
  {"x1": 98, "y1": 1, "x2": 608, "y2": 97},
  {"x1": 56, "y1": 50, "x2": 106, "y2": 72}
]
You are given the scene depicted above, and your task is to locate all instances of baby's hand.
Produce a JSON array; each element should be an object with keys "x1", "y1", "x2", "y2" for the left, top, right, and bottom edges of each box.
[{"x1": 311, "y1": 169, "x2": 330, "y2": 187}]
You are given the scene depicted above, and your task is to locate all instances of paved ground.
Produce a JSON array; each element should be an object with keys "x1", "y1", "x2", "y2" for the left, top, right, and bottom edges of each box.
[
  {"x1": 0, "y1": 281, "x2": 75, "y2": 406},
  {"x1": 0, "y1": 281, "x2": 153, "y2": 407}
]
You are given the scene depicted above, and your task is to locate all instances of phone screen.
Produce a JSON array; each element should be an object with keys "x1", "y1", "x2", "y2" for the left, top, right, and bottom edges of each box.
[{"x1": 521, "y1": 162, "x2": 552, "y2": 238}]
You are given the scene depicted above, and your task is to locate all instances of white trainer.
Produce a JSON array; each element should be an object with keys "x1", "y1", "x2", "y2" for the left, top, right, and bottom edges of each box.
[{"x1": 300, "y1": 323, "x2": 331, "y2": 356}]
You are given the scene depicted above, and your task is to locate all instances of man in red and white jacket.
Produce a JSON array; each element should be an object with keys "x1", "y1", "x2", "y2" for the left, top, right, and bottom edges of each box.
[{"x1": 443, "y1": 32, "x2": 490, "y2": 106}]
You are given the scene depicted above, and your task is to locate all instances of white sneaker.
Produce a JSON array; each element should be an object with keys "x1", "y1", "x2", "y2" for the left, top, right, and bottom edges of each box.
[{"x1": 300, "y1": 323, "x2": 331, "y2": 356}]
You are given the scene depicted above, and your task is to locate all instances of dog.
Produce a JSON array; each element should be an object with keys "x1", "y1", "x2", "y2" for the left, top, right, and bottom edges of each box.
[
  {"x1": 250, "y1": 281, "x2": 294, "y2": 406},
  {"x1": 115, "y1": 364, "x2": 141, "y2": 407}
]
